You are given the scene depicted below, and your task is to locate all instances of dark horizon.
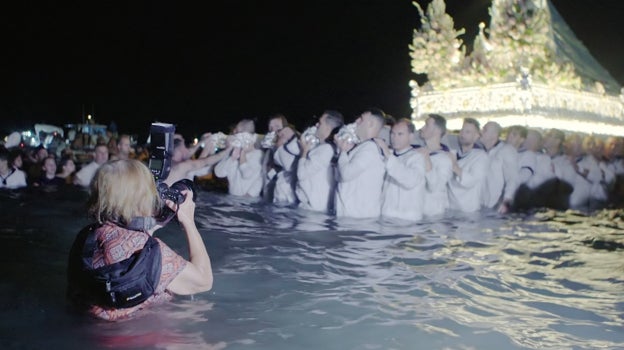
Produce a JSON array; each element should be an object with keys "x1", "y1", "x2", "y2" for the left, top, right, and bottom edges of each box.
[{"x1": 4, "y1": 0, "x2": 623, "y2": 142}]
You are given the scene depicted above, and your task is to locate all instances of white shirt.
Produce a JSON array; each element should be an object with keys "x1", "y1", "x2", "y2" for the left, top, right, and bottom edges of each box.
[
  {"x1": 609, "y1": 158, "x2": 624, "y2": 176},
  {"x1": 0, "y1": 168, "x2": 27, "y2": 189},
  {"x1": 381, "y1": 147, "x2": 426, "y2": 221},
  {"x1": 532, "y1": 152, "x2": 556, "y2": 188},
  {"x1": 74, "y1": 161, "x2": 102, "y2": 187},
  {"x1": 214, "y1": 148, "x2": 263, "y2": 197},
  {"x1": 600, "y1": 159, "x2": 616, "y2": 194},
  {"x1": 424, "y1": 149, "x2": 453, "y2": 217},
  {"x1": 448, "y1": 147, "x2": 489, "y2": 212},
  {"x1": 551, "y1": 154, "x2": 591, "y2": 208},
  {"x1": 272, "y1": 137, "x2": 300, "y2": 205},
  {"x1": 482, "y1": 141, "x2": 519, "y2": 208},
  {"x1": 296, "y1": 143, "x2": 336, "y2": 212},
  {"x1": 578, "y1": 155, "x2": 607, "y2": 201},
  {"x1": 335, "y1": 140, "x2": 385, "y2": 218},
  {"x1": 517, "y1": 149, "x2": 537, "y2": 186}
]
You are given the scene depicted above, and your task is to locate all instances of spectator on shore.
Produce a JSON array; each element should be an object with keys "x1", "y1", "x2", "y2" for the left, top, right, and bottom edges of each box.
[
  {"x1": 33, "y1": 156, "x2": 65, "y2": 187},
  {"x1": 56, "y1": 156, "x2": 77, "y2": 185},
  {"x1": 0, "y1": 146, "x2": 27, "y2": 189},
  {"x1": 9, "y1": 149, "x2": 24, "y2": 172},
  {"x1": 74, "y1": 144, "x2": 109, "y2": 187},
  {"x1": 109, "y1": 134, "x2": 134, "y2": 161},
  {"x1": 24, "y1": 145, "x2": 49, "y2": 185}
]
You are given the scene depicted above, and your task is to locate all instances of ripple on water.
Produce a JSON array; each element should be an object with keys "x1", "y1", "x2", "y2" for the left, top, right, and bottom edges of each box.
[{"x1": 2, "y1": 190, "x2": 623, "y2": 350}]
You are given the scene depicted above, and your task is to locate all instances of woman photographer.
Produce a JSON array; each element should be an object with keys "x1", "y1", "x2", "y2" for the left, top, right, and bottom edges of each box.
[{"x1": 67, "y1": 159, "x2": 213, "y2": 321}]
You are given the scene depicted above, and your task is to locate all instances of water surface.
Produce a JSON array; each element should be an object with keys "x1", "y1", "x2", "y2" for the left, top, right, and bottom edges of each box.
[{"x1": 0, "y1": 189, "x2": 622, "y2": 349}]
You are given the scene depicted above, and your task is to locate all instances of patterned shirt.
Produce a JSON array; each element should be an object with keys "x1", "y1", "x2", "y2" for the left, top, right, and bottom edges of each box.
[{"x1": 87, "y1": 222, "x2": 187, "y2": 321}]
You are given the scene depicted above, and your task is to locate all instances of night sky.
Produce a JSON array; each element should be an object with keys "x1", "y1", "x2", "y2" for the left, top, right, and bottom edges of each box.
[{"x1": 3, "y1": 0, "x2": 623, "y2": 142}]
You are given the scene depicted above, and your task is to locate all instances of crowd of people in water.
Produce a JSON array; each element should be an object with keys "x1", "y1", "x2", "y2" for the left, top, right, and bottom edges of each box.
[
  {"x1": 5, "y1": 108, "x2": 624, "y2": 321},
  {"x1": 2, "y1": 108, "x2": 624, "y2": 218}
]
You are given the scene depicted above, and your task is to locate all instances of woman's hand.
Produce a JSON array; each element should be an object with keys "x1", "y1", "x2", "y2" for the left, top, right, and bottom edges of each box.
[
  {"x1": 175, "y1": 190, "x2": 196, "y2": 225},
  {"x1": 162, "y1": 189, "x2": 195, "y2": 226}
]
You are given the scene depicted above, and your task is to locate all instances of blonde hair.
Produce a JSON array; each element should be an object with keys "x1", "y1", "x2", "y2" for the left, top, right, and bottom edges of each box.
[{"x1": 88, "y1": 159, "x2": 161, "y2": 224}]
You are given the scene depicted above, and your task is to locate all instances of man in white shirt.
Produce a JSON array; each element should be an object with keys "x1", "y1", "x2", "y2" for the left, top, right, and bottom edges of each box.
[
  {"x1": 419, "y1": 114, "x2": 453, "y2": 217},
  {"x1": 375, "y1": 118, "x2": 427, "y2": 221},
  {"x1": 519, "y1": 129, "x2": 555, "y2": 188},
  {"x1": 508, "y1": 125, "x2": 534, "y2": 186},
  {"x1": 261, "y1": 114, "x2": 289, "y2": 202},
  {"x1": 296, "y1": 110, "x2": 343, "y2": 213},
  {"x1": 539, "y1": 128, "x2": 574, "y2": 209},
  {"x1": 579, "y1": 135, "x2": 610, "y2": 208},
  {"x1": 214, "y1": 119, "x2": 264, "y2": 197},
  {"x1": 480, "y1": 121, "x2": 519, "y2": 213},
  {"x1": 109, "y1": 134, "x2": 133, "y2": 161},
  {"x1": 334, "y1": 108, "x2": 386, "y2": 218},
  {"x1": 561, "y1": 133, "x2": 592, "y2": 209},
  {"x1": 272, "y1": 125, "x2": 301, "y2": 205},
  {"x1": 0, "y1": 147, "x2": 27, "y2": 189},
  {"x1": 74, "y1": 143, "x2": 109, "y2": 187},
  {"x1": 514, "y1": 129, "x2": 556, "y2": 210},
  {"x1": 447, "y1": 118, "x2": 489, "y2": 213}
]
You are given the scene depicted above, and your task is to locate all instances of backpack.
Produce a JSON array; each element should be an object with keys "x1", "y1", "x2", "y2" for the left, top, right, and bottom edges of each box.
[{"x1": 71, "y1": 224, "x2": 162, "y2": 309}]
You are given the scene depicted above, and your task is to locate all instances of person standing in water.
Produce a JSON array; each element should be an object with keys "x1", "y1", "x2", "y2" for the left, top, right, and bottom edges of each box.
[
  {"x1": 67, "y1": 159, "x2": 213, "y2": 321},
  {"x1": 375, "y1": 118, "x2": 427, "y2": 221},
  {"x1": 334, "y1": 108, "x2": 386, "y2": 218},
  {"x1": 296, "y1": 110, "x2": 344, "y2": 213}
]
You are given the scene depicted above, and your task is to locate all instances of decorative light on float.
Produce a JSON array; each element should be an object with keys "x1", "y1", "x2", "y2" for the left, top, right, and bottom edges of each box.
[{"x1": 410, "y1": 78, "x2": 624, "y2": 136}]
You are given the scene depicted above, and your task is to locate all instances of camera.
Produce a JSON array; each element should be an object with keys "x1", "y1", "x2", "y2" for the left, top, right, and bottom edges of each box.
[
  {"x1": 147, "y1": 122, "x2": 196, "y2": 222},
  {"x1": 157, "y1": 179, "x2": 196, "y2": 205},
  {"x1": 155, "y1": 179, "x2": 196, "y2": 222},
  {"x1": 148, "y1": 122, "x2": 176, "y2": 181}
]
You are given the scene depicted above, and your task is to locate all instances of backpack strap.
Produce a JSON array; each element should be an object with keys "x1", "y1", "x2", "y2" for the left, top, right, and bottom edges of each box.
[{"x1": 78, "y1": 223, "x2": 162, "y2": 308}]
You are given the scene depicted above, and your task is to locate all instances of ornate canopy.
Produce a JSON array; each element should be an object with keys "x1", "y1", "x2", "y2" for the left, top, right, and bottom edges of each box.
[{"x1": 410, "y1": 0, "x2": 624, "y2": 135}]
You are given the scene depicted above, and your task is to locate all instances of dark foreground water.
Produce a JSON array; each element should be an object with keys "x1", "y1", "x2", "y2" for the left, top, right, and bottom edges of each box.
[{"x1": 0, "y1": 188, "x2": 623, "y2": 350}]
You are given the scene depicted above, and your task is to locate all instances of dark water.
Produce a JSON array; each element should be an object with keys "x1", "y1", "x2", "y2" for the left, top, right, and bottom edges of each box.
[{"x1": 0, "y1": 188, "x2": 623, "y2": 350}]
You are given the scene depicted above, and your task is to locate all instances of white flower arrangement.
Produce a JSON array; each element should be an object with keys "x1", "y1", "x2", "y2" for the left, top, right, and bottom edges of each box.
[
  {"x1": 208, "y1": 132, "x2": 228, "y2": 150},
  {"x1": 302, "y1": 126, "x2": 319, "y2": 146},
  {"x1": 261, "y1": 131, "x2": 277, "y2": 149},
  {"x1": 231, "y1": 132, "x2": 257, "y2": 148},
  {"x1": 336, "y1": 123, "x2": 359, "y2": 144}
]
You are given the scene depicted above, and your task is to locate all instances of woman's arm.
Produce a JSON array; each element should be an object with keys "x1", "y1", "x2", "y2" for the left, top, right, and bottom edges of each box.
[{"x1": 165, "y1": 190, "x2": 213, "y2": 295}]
